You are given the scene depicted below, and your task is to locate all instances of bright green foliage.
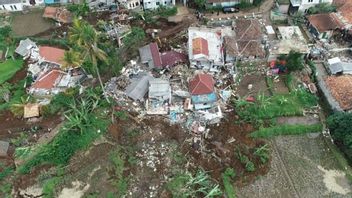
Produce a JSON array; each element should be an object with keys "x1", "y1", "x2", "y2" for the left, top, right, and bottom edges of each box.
[
  {"x1": 110, "y1": 148, "x2": 128, "y2": 197},
  {"x1": 41, "y1": 88, "x2": 77, "y2": 117},
  {"x1": 0, "y1": 82, "x2": 12, "y2": 102},
  {"x1": 235, "y1": 89, "x2": 318, "y2": 121},
  {"x1": 11, "y1": 132, "x2": 28, "y2": 147},
  {"x1": 195, "y1": 0, "x2": 207, "y2": 9},
  {"x1": 67, "y1": 1, "x2": 90, "y2": 17},
  {"x1": 0, "y1": 163, "x2": 14, "y2": 181},
  {"x1": 222, "y1": 168, "x2": 236, "y2": 198},
  {"x1": 250, "y1": 124, "x2": 322, "y2": 138},
  {"x1": 42, "y1": 177, "x2": 61, "y2": 198},
  {"x1": 285, "y1": 50, "x2": 304, "y2": 72},
  {"x1": 0, "y1": 59, "x2": 23, "y2": 84},
  {"x1": 327, "y1": 112, "x2": 352, "y2": 163},
  {"x1": 292, "y1": 11, "x2": 305, "y2": 25},
  {"x1": 0, "y1": 183, "x2": 12, "y2": 198},
  {"x1": 237, "y1": 151, "x2": 255, "y2": 172},
  {"x1": 122, "y1": 27, "x2": 146, "y2": 49},
  {"x1": 285, "y1": 73, "x2": 294, "y2": 92},
  {"x1": 167, "y1": 169, "x2": 222, "y2": 198},
  {"x1": 308, "y1": 3, "x2": 336, "y2": 14},
  {"x1": 253, "y1": 144, "x2": 270, "y2": 164}
]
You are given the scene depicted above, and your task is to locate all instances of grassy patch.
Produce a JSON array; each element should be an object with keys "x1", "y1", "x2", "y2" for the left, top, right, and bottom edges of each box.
[
  {"x1": 0, "y1": 59, "x2": 23, "y2": 84},
  {"x1": 0, "y1": 163, "x2": 14, "y2": 181},
  {"x1": 222, "y1": 168, "x2": 237, "y2": 198},
  {"x1": 235, "y1": 89, "x2": 318, "y2": 121},
  {"x1": 109, "y1": 148, "x2": 128, "y2": 197},
  {"x1": 285, "y1": 73, "x2": 294, "y2": 92},
  {"x1": 250, "y1": 124, "x2": 322, "y2": 138}
]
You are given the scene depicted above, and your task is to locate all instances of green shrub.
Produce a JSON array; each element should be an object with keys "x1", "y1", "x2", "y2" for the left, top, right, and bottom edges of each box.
[
  {"x1": 222, "y1": 168, "x2": 236, "y2": 198},
  {"x1": 237, "y1": 151, "x2": 255, "y2": 172},
  {"x1": 110, "y1": 148, "x2": 128, "y2": 197},
  {"x1": 253, "y1": 144, "x2": 270, "y2": 164},
  {"x1": 0, "y1": 163, "x2": 14, "y2": 181},
  {"x1": 250, "y1": 124, "x2": 323, "y2": 138}
]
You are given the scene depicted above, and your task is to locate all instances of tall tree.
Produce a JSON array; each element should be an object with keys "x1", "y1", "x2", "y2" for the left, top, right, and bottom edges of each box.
[
  {"x1": 61, "y1": 48, "x2": 83, "y2": 70},
  {"x1": 69, "y1": 19, "x2": 109, "y2": 102},
  {"x1": 286, "y1": 50, "x2": 304, "y2": 73}
]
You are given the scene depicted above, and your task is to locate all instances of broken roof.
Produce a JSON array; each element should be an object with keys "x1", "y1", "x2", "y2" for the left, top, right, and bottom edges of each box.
[
  {"x1": 125, "y1": 73, "x2": 154, "y2": 101},
  {"x1": 189, "y1": 74, "x2": 215, "y2": 95},
  {"x1": 31, "y1": 69, "x2": 62, "y2": 89},
  {"x1": 139, "y1": 43, "x2": 162, "y2": 68},
  {"x1": 15, "y1": 38, "x2": 36, "y2": 57},
  {"x1": 24, "y1": 103, "x2": 40, "y2": 119},
  {"x1": 307, "y1": 13, "x2": 343, "y2": 32},
  {"x1": 39, "y1": 46, "x2": 65, "y2": 65},
  {"x1": 160, "y1": 51, "x2": 187, "y2": 67},
  {"x1": 270, "y1": 39, "x2": 309, "y2": 55},
  {"x1": 43, "y1": 7, "x2": 72, "y2": 24},
  {"x1": 277, "y1": 26, "x2": 306, "y2": 42},
  {"x1": 149, "y1": 79, "x2": 171, "y2": 98},
  {"x1": 325, "y1": 75, "x2": 352, "y2": 111}
]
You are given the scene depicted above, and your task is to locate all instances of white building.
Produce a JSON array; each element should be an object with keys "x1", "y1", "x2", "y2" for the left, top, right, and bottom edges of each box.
[
  {"x1": 118, "y1": 0, "x2": 141, "y2": 9},
  {"x1": 289, "y1": 0, "x2": 333, "y2": 13},
  {"x1": 188, "y1": 27, "x2": 225, "y2": 70},
  {"x1": 0, "y1": 0, "x2": 44, "y2": 12},
  {"x1": 143, "y1": 0, "x2": 175, "y2": 10}
]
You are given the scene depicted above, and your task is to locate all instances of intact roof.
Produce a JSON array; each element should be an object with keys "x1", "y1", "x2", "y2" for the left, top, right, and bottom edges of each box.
[
  {"x1": 307, "y1": 13, "x2": 343, "y2": 32},
  {"x1": 32, "y1": 69, "x2": 62, "y2": 89},
  {"x1": 189, "y1": 74, "x2": 215, "y2": 95},
  {"x1": 39, "y1": 46, "x2": 65, "y2": 65},
  {"x1": 138, "y1": 43, "x2": 162, "y2": 68},
  {"x1": 226, "y1": 19, "x2": 265, "y2": 58},
  {"x1": 160, "y1": 51, "x2": 187, "y2": 67},
  {"x1": 0, "y1": 0, "x2": 21, "y2": 4},
  {"x1": 24, "y1": 103, "x2": 40, "y2": 119},
  {"x1": 325, "y1": 75, "x2": 352, "y2": 111},
  {"x1": 192, "y1": 37, "x2": 209, "y2": 56},
  {"x1": 15, "y1": 38, "x2": 36, "y2": 57},
  {"x1": 337, "y1": 0, "x2": 352, "y2": 24}
]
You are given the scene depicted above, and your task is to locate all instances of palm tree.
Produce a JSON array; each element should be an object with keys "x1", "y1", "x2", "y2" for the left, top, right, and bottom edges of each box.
[
  {"x1": 69, "y1": 18, "x2": 109, "y2": 102},
  {"x1": 61, "y1": 48, "x2": 82, "y2": 70}
]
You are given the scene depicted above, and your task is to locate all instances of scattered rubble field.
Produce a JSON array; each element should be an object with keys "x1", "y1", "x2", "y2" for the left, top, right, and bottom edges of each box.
[
  {"x1": 238, "y1": 134, "x2": 352, "y2": 198},
  {"x1": 12, "y1": 10, "x2": 54, "y2": 37}
]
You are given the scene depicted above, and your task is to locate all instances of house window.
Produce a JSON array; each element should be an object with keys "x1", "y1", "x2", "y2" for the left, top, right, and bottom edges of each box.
[
  {"x1": 165, "y1": 1, "x2": 167, "y2": 4},
  {"x1": 14, "y1": 5, "x2": 17, "y2": 10},
  {"x1": 10, "y1": 5, "x2": 13, "y2": 10},
  {"x1": 136, "y1": 2, "x2": 139, "y2": 6},
  {"x1": 156, "y1": 2, "x2": 159, "y2": 5},
  {"x1": 2, "y1": 5, "x2": 5, "y2": 10},
  {"x1": 308, "y1": 0, "x2": 313, "y2": 2}
]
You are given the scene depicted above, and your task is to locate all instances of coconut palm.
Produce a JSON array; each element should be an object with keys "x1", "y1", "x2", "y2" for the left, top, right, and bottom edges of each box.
[
  {"x1": 69, "y1": 18, "x2": 109, "y2": 102},
  {"x1": 61, "y1": 48, "x2": 83, "y2": 70}
]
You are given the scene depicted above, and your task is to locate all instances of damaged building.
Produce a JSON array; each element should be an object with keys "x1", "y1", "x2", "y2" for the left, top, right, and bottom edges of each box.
[
  {"x1": 146, "y1": 79, "x2": 171, "y2": 115},
  {"x1": 189, "y1": 73, "x2": 217, "y2": 110}
]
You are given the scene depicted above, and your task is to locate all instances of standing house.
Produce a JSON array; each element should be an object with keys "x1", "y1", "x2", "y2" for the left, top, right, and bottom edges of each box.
[
  {"x1": 143, "y1": 0, "x2": 174, "y2": 10},
  {"x1": 146, "y1": 79, "x2": 171, "y2": 115},
  {"x1": 289, "y1": 0, "x2": 333, "y2": 13},
  {"x1": 44, "y1": 0, "x2": 70, "y2": 4},
  {"x1": 189, "y1": 74, "x2": 217, "y2": 110},
  {"x1": 0, "y1": 0, "x2": 23, "y2": 11},
  {"x1": 307, "y1": 13, "x2": 342, "y2": 39},
  {"x1": 139, "y1": 42, "x2": 187, "y2": 69},
  {"x1": 118, "y1": 0, "x2": 141, "y2": 9},
  {"x1": 188, "y1": 27, "x2": 224, "y2": 70},
  {"x1": 206, "y1": 0, "x2": 242, "y2": 7}
]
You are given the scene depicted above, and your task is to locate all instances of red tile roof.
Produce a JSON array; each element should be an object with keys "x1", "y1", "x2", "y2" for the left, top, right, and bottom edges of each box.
[
  {"x1": 307, "y1": 13, "x2": 343, "y2": 32},
  {"x1": 189, "y1": 74, "x2": 215, "y2": 95},
  {"x1": 39, "y1": 46, "x2": 65, "y2": 65},
  {"x1": 192, "y1": 37, "x2": 209, "y2": 56},
  {"x1": 161, "y1": 51, "x2": 187, "y2": 67},
  {"x1": 32, "y1": 69, "x2": 62, "y2": 89},
  {"x1": 150, "y1": 43, "x2": 162, "y2": 68},
  {"x1": 338, "y1": 1, "x2": 352, "y2": 24}
]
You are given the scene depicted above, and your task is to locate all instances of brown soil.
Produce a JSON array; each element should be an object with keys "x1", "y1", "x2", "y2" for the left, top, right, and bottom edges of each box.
[
  {"x1": 8, "y1": 67, "x2": 27, "y2": 84},
  {"x1": 237, "y1": 74, "x2": 270, "y2": 97}
]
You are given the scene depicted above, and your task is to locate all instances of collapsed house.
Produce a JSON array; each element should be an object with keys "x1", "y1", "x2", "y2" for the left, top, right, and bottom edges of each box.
[
  {"x1": 188, "y1": 27, "x2": 225, "y2": 70},
  {"x1": 15, "y1": 38, "x2": 37, "y2": 59},
  {"x1": 189, "y1": 73, "x2": 217, "y2": 110},
  {"x1": 103, "y1": 23, "x2": 131, "y2": 47},
  {"x1": 224, "y1": 19, "x2": 265, "y2": 61},
  {"x1": 43, "y1": 6, "x2": 72, "y2": 24},
  {"x1": 307, "y1": 13, "x2": 343, "y2": 40},
  {"x1": 146, "y1": 79, "x2": 171, "y2": 115},
  {"x1": 268, "y1": 26, "x2": 309, "y2": 61},
  {"x1": 125, "y1": 72, "x2": 154, "y2": 101},
  {"x1": 139, "y1": 42, "x2": 187, "y2": 69}
]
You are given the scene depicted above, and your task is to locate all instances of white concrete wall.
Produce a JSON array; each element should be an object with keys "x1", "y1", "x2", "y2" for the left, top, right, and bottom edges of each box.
[
  {"x1": 143, "y1": 0, "x2": 174, "y2": 10},
  {"x1": 126, "y1": 0, "x2": 141, "y2": 9},
  {"x1": 0, "y1": 3, "x2": 23, "y2": 11},
  {"x1": 22, "y1": 0, "x2": 45, "y2": 6},
  {"x1": 297, "y1": 0, "x2": 333, "y2": 12}
]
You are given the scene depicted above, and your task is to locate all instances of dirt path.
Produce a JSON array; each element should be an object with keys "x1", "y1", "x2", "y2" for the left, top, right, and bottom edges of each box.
[{"x1": 276, "y1": 116, "x2": 320, "y2": 125}]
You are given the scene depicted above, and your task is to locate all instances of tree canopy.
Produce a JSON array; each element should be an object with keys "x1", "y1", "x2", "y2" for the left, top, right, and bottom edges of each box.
[
  {"x1": 327, "y1": 112, "x2": 352, "y2": 163},
  {"x1": 285, "y1": 51, "x2": 304, "y2": 72}
]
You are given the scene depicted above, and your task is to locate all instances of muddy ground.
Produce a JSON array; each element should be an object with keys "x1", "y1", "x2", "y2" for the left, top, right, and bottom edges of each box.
[{"x1": 11, "y1": 10, "x2": 54, "y2": 37}]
